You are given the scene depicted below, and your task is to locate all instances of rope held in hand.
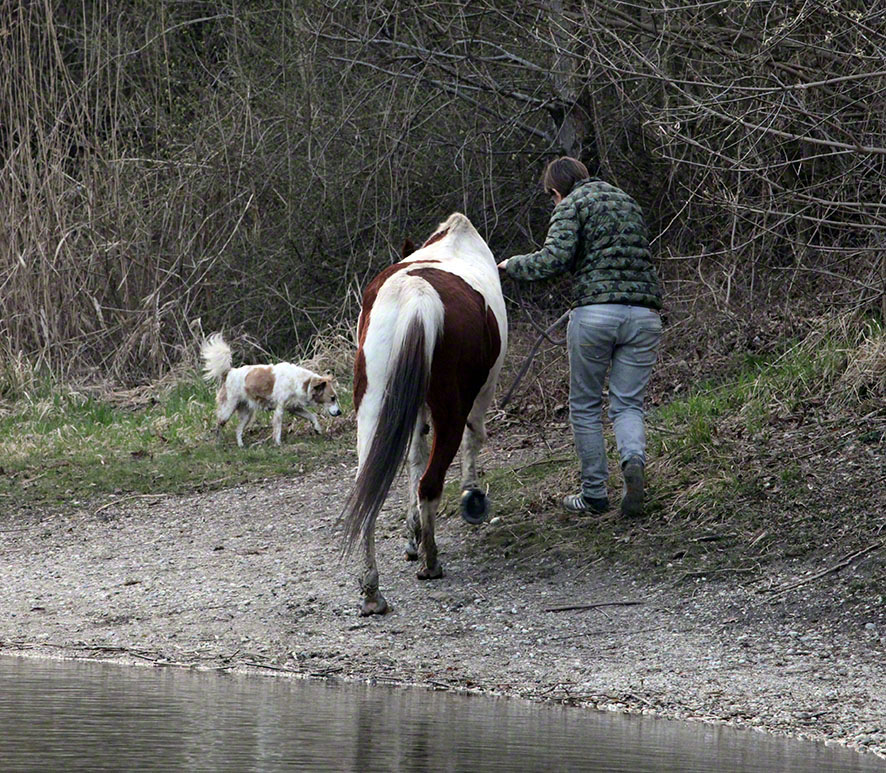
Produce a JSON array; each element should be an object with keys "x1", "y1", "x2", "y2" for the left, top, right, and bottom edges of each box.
[{"x1": 498, "y1": 309, "x2": 569, "y2": 408}]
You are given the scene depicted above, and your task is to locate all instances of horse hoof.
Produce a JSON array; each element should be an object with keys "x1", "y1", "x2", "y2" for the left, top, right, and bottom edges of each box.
[
  {"x1": 460, "y1": 488, "x2": 488, "y2": 525},
  {"x1": 405, "y1": 539, "x2": 419, "y2": 561},
  {"x1": 416, "y1": 562, "x2": 443, "y2": 580},
  {"x1": 360, "y1": 595, "x2": 389, "y2": 616}
]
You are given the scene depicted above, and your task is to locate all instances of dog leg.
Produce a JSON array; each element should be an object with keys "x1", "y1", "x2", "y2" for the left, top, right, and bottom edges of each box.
[
  {"x1": 235, "y1": 405, "x2": 252, "y2": 448},
  {"x1": 291, "y1": 405, "x2": 323, "y2": 434},
  {"x1": 215, "y1": 406, "x2": 234, "y2": 445},
  {"x1": 272, "y1": 405, "x2": 285, "y2": 445},
  {"x1": 215, "y1": 398, "x2": 237, "y2": 445}
]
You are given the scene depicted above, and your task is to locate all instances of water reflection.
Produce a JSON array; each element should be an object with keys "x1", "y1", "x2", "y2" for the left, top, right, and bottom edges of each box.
[{"x1": 0, "y1": 656, "x2": 882, "y2": 772}]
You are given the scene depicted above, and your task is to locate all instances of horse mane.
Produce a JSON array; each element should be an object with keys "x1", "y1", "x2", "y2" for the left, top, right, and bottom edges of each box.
[{"x1": 401, "y1": 238, "x2": 417, "y2": 260}]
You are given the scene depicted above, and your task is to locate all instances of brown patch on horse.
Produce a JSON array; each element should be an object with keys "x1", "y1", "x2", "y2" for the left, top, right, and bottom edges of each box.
[
  {"x1": 421, "y1": 228, "x2": 448, "y2": 248},
  {"x1": 406, "y1": 267, "x2": 502, "y2": 502},
  {"x1": 354, "y1": 349, "x2": 368, "y2": 413},
  {"x1": 245, "y1": 367, "x2": 275, "y2": 405}
]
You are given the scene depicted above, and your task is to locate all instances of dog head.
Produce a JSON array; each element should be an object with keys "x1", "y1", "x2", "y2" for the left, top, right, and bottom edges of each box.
[{"x1": 308, "y1": 375, "x2": 342, "y2": 417}]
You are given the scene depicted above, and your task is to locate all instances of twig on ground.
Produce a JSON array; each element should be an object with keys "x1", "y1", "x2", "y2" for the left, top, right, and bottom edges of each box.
[
  {"x1": 690, "y1": 532, "x2": 736, "y2": 543},
  {"x1": 626, "y1": 691, "x2": 655, "y2": 708},
  {"x1": 674, "y1": 567, "x2": 757, "y2": 585},
  {"x1": 762, "y1": 542, "x2": 884, "y2": 597},
  {"x1": 243, "y1": 660, "x2": 300, "y2": 674},
  {"x1": 543, "y1": 600, "x2": 644, "y2": 613},
  {"x1": 309, "y1": 666, "x2": 343, "y2": 677},
  {"x1": 94, "y1": 493, "x2": 166, "y2": 516},
  {"x1": 510, "y1": 454, "x2": 573, "y2": 473},
  {"x1": 647, "y1": 423, "x2": 681, "y2": 435}
]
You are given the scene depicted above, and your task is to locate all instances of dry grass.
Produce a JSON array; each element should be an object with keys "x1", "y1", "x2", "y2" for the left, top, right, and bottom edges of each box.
[
  {"x1": 841, "y1": 331, "x2": 886, "y2": 404},
  {"x1": 4, "y1": 2, "x2": 886, "y2": 392},
  {"x1": 300, "y1": 322, "x2": 358, "y2": 383},
  {"x1": 0, "y1": 345, "x2": 43, "y2": 406}
]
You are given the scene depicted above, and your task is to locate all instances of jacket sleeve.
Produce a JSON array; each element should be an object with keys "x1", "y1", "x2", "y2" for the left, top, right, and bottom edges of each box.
[{"x1": 505, "y1": 199, "x2": 581, "y2": 281}]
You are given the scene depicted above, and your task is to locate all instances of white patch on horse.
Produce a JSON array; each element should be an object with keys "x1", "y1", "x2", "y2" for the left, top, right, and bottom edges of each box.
[{"x1": 340, "y1": 212, "x2": 508, "y2": 616}]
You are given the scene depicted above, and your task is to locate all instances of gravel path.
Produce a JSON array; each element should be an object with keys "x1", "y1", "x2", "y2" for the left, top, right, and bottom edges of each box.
[{"x1": 1, "y1": 454, "x2": 884, "y2": 763}]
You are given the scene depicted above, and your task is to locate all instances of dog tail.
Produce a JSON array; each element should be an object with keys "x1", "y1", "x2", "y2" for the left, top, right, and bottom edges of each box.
[
  {"x1": 339, "y1": 274, "x2": 443, "y2": 555},
  {"x1": 200, "y1": 333, "x2": 233, "y2": 383}
]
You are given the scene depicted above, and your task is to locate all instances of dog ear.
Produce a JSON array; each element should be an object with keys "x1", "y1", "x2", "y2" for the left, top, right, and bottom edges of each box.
[{"x1": 312, "y1": 377, "x2": 328, "y2": 395}]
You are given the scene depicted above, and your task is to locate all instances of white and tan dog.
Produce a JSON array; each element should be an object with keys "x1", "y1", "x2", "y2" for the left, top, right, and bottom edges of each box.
[{"x1": 200, "y1": 334, "x2": 341, "y2": 447}]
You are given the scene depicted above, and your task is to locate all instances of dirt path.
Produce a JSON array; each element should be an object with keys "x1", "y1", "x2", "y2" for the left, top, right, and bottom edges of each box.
[{"x1": 1, "y1": 451, "x2": 885, "y2": 763}]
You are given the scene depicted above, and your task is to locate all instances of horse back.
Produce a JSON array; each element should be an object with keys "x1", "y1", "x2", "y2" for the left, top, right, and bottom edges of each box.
[{"x1": 408, "y1": 266, "x2": 503, "y2": 414}]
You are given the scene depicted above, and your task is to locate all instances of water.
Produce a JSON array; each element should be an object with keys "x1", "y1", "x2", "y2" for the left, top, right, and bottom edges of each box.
[{"x1": 0, "y1": 656, "x2": 882, "y2": 772}]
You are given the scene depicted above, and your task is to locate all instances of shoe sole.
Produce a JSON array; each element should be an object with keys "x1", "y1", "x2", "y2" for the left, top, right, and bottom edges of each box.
[{"x1": 621, "y1": 463, "x2": 644, "y2": 517}]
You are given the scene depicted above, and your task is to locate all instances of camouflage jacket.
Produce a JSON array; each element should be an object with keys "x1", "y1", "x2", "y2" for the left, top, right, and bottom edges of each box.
[{"x1": 505, "y1": 179, "x2": 662, "y2": 310}]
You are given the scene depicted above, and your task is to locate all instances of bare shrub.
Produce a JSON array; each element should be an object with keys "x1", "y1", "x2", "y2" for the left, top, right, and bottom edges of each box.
[{"x1": 2, "y1": 1, "x2": 885, "y2": 388}]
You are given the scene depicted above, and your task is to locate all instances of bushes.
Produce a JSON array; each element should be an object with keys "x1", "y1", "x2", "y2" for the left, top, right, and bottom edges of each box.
[{"x1": 2, "y1": 1, "x2": 884, "y2": 386}]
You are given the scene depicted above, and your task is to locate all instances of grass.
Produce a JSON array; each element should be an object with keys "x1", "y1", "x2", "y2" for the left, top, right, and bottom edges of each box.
[
  {"x1": 0, "y1": 370, "x2": 356, "y2": 510},
  {"x1": 455, "y1": 312, "x2": 886, "y2": 578},
  {"x1": 2, "y1": 311, "x2": 883, "y2": 582},
  {"x1": 649, "y1": 315, "x2": 871, "y2": 463}
]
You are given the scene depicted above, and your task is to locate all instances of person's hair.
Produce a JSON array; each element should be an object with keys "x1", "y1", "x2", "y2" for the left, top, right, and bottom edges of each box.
[{"x1": 542, "y1": 156, "x2": 590, "y2": 198}]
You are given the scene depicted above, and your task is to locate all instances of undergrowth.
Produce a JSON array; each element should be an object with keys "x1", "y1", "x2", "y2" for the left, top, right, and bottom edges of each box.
[
  {"x1": 2, "y1": 312, "x2": 883, "y2": 585},
  {"x1": 0, "y1": 370, "x2": 355, "y2": 509},
  {"x1": 464, "y1": 312, "x2": 886, "y2": 580}
]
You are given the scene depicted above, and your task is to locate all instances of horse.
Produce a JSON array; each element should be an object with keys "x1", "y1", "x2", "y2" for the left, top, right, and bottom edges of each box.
[{"x1": 340, "y1": 212, "x2": 508, "y2": 615}]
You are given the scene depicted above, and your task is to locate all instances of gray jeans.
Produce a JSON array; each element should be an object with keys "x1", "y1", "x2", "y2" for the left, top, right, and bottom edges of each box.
[{"x1": 567, "y1": 304, "x2": 662, "y2": 500}]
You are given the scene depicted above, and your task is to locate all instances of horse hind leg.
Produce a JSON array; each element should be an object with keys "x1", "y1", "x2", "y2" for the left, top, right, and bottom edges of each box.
[
  {"x1": 459, "y1": 397, "x2": 492, "y2": 525},
  {"x1": 415, "y1": 418, "x2": 464, "y2": 581},
  {"x1": 415, "y1": 494, "x2": 443, "y2": 581},
  {"x1": 358, "y1": 530, "x2": 388, "y2": 616},
  {"x1": 405, "y1": 411, "x2": 430, "y2": 561}
]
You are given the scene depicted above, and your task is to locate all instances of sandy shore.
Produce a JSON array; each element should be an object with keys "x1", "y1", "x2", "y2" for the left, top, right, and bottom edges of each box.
[{"x1": 2, "y1": 455, "x2": 884, "y2": 762}]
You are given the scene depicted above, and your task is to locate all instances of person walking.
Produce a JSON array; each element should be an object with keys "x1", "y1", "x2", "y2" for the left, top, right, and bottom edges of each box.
[{"x1": 497, "y1": 157, "x2": 662, "y2": 516}]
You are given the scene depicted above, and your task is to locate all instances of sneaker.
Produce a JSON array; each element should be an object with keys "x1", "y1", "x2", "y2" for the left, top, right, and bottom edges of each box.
[
  {"x1": 562, "y1": 493, "x2": 609, "y2": 514},
  {"x1": 621, "y1": 456, "x2": 645, "y2": 517}
]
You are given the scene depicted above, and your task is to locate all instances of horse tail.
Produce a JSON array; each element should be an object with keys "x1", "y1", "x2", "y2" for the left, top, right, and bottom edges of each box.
[
  {"x1": 200, "y1": 333, "x2": 232, "y2": 383},
  {"x1": 340, "y1": 278, "x2": 443, "y2": 554}
]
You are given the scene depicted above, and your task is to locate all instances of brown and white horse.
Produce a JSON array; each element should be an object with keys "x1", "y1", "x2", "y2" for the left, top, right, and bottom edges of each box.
[{"x1": 341, "y1": 213, "x2": 508, "y2": 615}]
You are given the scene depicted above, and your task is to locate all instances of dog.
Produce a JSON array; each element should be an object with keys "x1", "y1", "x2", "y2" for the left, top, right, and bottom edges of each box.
[{"x1": 200, "y1": 333, "x2": 342, "y2": 447}]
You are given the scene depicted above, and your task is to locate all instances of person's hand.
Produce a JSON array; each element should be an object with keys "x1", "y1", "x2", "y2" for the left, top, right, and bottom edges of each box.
[{"x1": 497, "y1": 259, "x2": 509, "y2": 272}]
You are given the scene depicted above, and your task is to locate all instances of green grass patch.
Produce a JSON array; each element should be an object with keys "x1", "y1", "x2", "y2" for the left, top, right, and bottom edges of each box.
[
  {"x1": 650, "y1": 319, "x2": 867, "y2": 463},
  {"x1": 3, "y1": 311, "x2": 881, "y2": 579},
  {"x1": 462, "y1": 315, "x2": 885, "y2": 576},
  {"x1": 0, "y1": 372, "x2": 355, "y2": 510}
]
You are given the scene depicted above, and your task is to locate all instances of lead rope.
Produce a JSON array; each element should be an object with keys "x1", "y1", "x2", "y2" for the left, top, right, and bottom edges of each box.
[{"x1": 499, "y1": 288, "x2": 570, "y2": 408}]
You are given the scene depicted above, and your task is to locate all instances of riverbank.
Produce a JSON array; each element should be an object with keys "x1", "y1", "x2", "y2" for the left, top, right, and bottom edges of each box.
[{"x1": 2, "y1": 445, "x2": 884, "y2": 763}]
